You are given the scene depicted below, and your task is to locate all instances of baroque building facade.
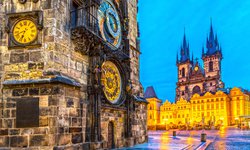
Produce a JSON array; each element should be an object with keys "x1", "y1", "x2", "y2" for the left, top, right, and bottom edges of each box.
[
  {"x1": 147, "y1": 87, "x2": 250, "y2": 129},
  {"x1": 0, "y1": 0, "x2": 147, "y2": 149},
  {"x1": 176, "y1": 24, "x2": 224, "y2": 102}
]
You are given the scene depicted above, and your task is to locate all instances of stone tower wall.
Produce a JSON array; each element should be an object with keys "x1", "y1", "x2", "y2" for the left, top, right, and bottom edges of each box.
[{"x1": 0, "y1": 0, "x2": 88, "y2": 149}]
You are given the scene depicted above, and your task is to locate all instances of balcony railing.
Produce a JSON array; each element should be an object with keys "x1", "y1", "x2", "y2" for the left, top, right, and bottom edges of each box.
[
  {"x1": 70, "y1": 7, "x2": 130, "y2": 58},
  {"x1": 70, "y1": 7, "x2": 100, "y2": 38}
]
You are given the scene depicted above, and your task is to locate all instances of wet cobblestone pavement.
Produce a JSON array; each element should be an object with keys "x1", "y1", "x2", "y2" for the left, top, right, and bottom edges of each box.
[{"x1": 122, "y1": 127, "x2": 250, "y2": 150}]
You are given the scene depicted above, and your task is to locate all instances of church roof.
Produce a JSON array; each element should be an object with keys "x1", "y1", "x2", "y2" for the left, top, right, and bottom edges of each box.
[{"x1": 144, "y1": 86, "x2": 158, "y2": 99}]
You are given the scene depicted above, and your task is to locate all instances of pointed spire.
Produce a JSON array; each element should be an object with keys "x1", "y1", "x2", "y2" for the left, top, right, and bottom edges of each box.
[
  {"x1": 209, "y1": 19, "x2": 214, "y2": 41},
  {"x1": 202, "y1": 46, "x2": 205, "y2": 56},
  {"x1": 192, "y1": 52, "x2": 194, "y2": 62},
  {"x1": 176, "y1": 51, "x2": 179, "y2": 64},
  {"x1": 205, "y1": 19, "x2": 222, "y2": 56},
  {"x1": 179, "y1": 29, "x2": 190, "y2": 63}
]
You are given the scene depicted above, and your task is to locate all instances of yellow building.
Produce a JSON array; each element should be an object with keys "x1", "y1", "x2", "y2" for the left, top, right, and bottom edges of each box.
[
  {"x1": 147, "y1": 87, "x2": 250, "y2": 130},
  {"x1": 145, "y1": 86, "x2": 162, "y2": 127},
  {"x1": 160, "y1": 98, "x2": 191, "y2": 126},
  {"x1": 229, "y1": 87, "x2": 250, "y2": 126},
  {"x1": 190, "y1": 91, "x2": 230, "y2": 126}
]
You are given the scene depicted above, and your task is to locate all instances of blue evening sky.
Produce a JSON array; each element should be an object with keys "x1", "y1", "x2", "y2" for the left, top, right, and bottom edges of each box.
[{"x1": 138, "y1": 0, "x2": 250, "y2": 102}]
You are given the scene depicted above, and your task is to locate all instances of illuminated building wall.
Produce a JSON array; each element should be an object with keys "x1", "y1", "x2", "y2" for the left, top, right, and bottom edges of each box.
[{"x1": 146, "y1": 87, "x2": 250, "y2": 128}]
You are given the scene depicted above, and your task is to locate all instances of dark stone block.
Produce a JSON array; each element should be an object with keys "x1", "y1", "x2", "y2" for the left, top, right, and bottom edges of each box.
[
  {"x1": 58, "y1": 127, "x2": 64, "y2": 134},
  {"x1": 40, "y1": 107, "x2": 51, "y2": 116},
  {"x1": 10, "y1": 53, "x2": 29, "y2": 63},
  {"x1": 0, "y1": 129, "x2": 8, "y2": 136},
  {"x1": 6, "y1": 102, "x2": 16, "y2": 108},
  {"x1": 66, "y1": 98, "x2": 74, "y2": 107},
  {"x1": 72, "y1": 133, "x2": 82, "y2": 144},
  {"x1": 30, "y1": 51, "x2": 42, "y2": 62},
  {"x1": 10, "y1": 136, "x2": 28, "y2": 147},
  {"x1": 3, "y1": 119, "x2": 13, "y2": 128},
  {"x1": 48, "y1": 96, "x2": 59, "y2": 106},
  {"x1": 28, "y1": 62, "x2": 44, "y2": 70},
  {"x1": 0, "y1": 103, "x2": 3, "y2": 109},
  {"x1": 12, "y1": 88, "x2": 28, "y2": 96},
  {"x1": 29, "y1": 88, "x2": 39, "y2": 95},
  {"x1": 11, "y1": 109, "x2": 16, "y2": 117},
  {"x1": 3, "y1": 110, "x2": 10, "y2": 118},
  {"x1": 52, "y1": 86, "x2": 62, "y2": 94},
  {"x1": 69, "y1": 127, "x2": 82, "y2": 133},
  {"x1": 9, "y1": 129, "x2": 20, "y2": 135},
  {"x1": 30, "y1": 135, "x2": 49, "y2": 146},
  {"x1": 40, "y1": 87, "x2": 52, "y2": 95}
]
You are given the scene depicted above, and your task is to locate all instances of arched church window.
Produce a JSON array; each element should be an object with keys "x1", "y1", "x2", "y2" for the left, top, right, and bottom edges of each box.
[
  {"x1": 182, "y1": 68, "x2": 185, "y2": 77},
  {"x1": 192, "y1": 86, "x2": 201, "y2": 94},
  {"x1": 209, "y1": 61, "x2": 213, "y2": 72}
]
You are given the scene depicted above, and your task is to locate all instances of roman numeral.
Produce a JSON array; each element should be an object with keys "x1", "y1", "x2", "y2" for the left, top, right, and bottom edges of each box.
[
  {"x1": 23, "y1": 21, "x2": 27, "y2": 25},
  {"x1": 30, "y1": 25, "x2": 34, "y2": 29},
  {"x1": 31, "y1": 34, "x2": 35, "y2": 37}
]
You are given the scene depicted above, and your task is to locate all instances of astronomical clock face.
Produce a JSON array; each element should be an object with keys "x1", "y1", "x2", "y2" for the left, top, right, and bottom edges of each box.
[
  {"x1": 101, "y1": 61, "x2": 122, "y2": 104},
  {"x1": 13, "y1": 19, "x2": 38, "y2": 44},
  {"x1": 98, "y1": 0, "x2": 122, "y2": 49}
]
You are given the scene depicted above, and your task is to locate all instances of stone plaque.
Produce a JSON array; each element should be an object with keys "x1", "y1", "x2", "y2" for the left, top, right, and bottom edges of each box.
[{"x1": 16, "y1": 98, "x2": 39, "y2": 128}]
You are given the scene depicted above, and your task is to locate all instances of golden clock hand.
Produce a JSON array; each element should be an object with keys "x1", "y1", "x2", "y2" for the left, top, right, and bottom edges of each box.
[{"x1": 15, "y1": 30, "x2": 25, "y2": 36}]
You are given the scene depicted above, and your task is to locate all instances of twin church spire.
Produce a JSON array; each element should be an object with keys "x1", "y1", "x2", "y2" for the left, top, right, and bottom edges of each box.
[{"x1": 177, "y1": 21, "x2": 222, "y2": 64}]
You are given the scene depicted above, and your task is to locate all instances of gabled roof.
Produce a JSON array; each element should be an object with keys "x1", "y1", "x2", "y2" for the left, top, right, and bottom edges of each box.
[{"x1": 144, "y1": 86, "x2": 158, "y2": 99}]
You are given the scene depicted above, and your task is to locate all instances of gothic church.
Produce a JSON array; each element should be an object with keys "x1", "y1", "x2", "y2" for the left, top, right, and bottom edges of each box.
[{"x1": 176, "y1": 23, "x2": 225, "y2": 101}]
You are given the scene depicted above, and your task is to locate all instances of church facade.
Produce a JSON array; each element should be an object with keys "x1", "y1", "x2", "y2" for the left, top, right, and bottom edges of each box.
[
  {"x1": 0, "y1": 0, "x2": 147, "y2": 149},
  {"x1": 176, "y1": 24, "x2": 224, "y2": 102}
]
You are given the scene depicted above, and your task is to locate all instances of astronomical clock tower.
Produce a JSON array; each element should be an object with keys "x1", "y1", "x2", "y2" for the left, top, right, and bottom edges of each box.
[{"x1": 0, "y1": 0, "x2": 147, "y2": 149}]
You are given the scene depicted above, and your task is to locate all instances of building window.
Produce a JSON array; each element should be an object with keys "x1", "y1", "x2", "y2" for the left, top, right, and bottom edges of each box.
[
  {"x1": 216, "y1": 103, "x2": 219, "y2": 109},
  {"x1": 221, "y1": 103, "x2": 224, "y2": 109},
  {"x1": 207, "y1": 112, "x2": 210, "y2": 117},
  {"x1": 182, "y1": 91, "x2": 185, "y2": 95},
  {"x1": 182, "y1": 68, "x2": 185, "y2": 77},
  {"x1": 207, "y1": 104, "x2": 210, "y2": 109},
  {"x1": 209, "y1": 61, "x2": 213, "y2": 72},
  {"x1": 221, "y1": 98, "x2": 224, "y2": 101},
  {"x1": 192, "y1": 86, "x2": 201, "y2": 94},
  {"x1": 211, "y1": 104, "x2": 214, "y2": 109},
  {"x1": 210, "y1": 82, "x2": 213, "y2": 86}
]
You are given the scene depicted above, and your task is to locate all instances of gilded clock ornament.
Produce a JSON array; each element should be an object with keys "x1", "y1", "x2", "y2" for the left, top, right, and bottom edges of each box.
[
  {"x1": 98, "y1": 0, "x2": 122, "y2": 49},
  {"x1": 195, "y1": 66, "x2": 199, "y2": 71},
  {"x1": 13, "y1": 19, "x2": 38, "y2": 44},
  {"x1": 101, "y1": 61, "x2": 122, "y2": 104}
]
